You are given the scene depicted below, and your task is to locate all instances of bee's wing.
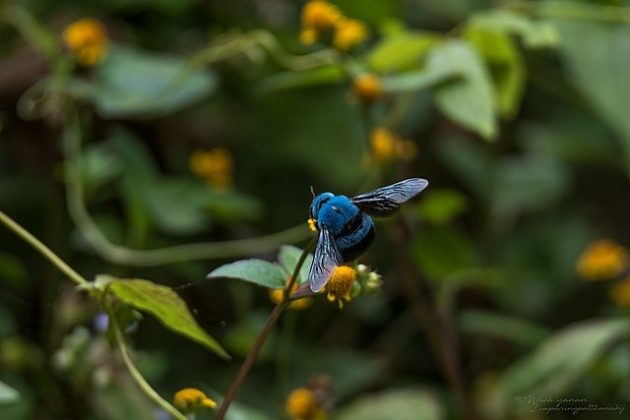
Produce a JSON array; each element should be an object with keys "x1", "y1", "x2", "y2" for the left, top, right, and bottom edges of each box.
[
  {"x1": 308, "y1": 228, "x2": 343, "y2": 292},
  {"x1": 352, "y1": 178, "x2": 428, "y2": 216}
]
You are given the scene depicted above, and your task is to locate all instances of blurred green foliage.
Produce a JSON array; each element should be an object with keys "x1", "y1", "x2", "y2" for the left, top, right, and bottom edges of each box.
[{"x1": 1, "y1": 0, "x2": 630, "y2": 419}]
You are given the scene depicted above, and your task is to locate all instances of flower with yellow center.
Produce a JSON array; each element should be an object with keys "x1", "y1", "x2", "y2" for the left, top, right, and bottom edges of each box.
[
  {"x1": 269, "y1": 277, "x2": 312, "y2": 310},
  {"x1": 352, "y1": 73, "x2": 382, "y2": 104},
  {"x1": 333, "y1": 18, "x2": 368, "y2": 52},
  {"x1": 285, "y1": 387, "x2": 324, "y2": 420},
  {"x1": 173, "y1": 388, "x2": 217, "y2": 413},
  {"x1": 189, "y1": 148, "x2": 233, "y2": 189},
  {"x1": 301, "y1": 1, "x2": 342, "y2": 33},
  {"x1": 610, "y1": 278, "x2": 630, "y2": 308},
  {"x1": 576, "y1": 239, "x2": 628, "y2": 281},
  {"x1": 62, "y1": 18, "x2": 108, "y2": 67},
  {"x1": 325, "y1": 265, "x2": 357, "y2": 308}
]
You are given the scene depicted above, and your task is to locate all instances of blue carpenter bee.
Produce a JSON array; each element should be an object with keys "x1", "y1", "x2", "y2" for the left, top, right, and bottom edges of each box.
[{"x1": 307, "y1": 178, "x2": 428, "y2": 292}]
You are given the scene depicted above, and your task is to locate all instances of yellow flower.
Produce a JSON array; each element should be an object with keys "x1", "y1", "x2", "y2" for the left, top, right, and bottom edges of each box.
[
  {"x1": 300, "y1": 28, "x2": 319, "y2": 45},
  {"x1": 173, "y1": 388, "x2": 217, "y2": 412},
  {"x1": 369, "y1": 127, "x2": 416, "y2": 164},
  {"x1": 269, "y1": 277, "x2": 312, "y2": 310},
  {"x1": 352, "y1": 73, "x2": 382, "y2": 104},
  {"x1": 576, "y1": 239, "x2": 628, "y2": 281},
  {"x1": 62, "y1": 18, "x2": 108, "y2": 66},
  {"x1": 189, "y1": 148, "x2": 233, "y2": 189},
  {"x1": 307, "y1": 217, "x2": 318, "y2": 232},
  {"x1": 301, "y1": 1, "x2": 342, "y2": 33},
  {"x1": 333, "y1": 18, "x2": 368, "y2": 51},
  {"x1": 285, "y1": 387, "x2": 324, "y2": 420},
  {"x1": 610, "y1": 278, "x2": 630, "y2": 307},
  {"x1": 325, "y1": 266, "x2": 356, "y2": 308}
]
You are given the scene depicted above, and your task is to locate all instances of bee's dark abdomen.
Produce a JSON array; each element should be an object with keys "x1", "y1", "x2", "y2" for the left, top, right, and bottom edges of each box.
[{"x1": 338, "y1": 222, "x2": 375, "y2": 262}]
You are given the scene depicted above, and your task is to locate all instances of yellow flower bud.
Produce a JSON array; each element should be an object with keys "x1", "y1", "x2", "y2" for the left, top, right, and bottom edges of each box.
[
  {"x1": 333, "y1": 18, "x2": 368, "y2": 51},
  {"x1": 285, "y1": 387, "x2": 323, "y2": 420},
  {"x1": 173, "y1": 388, "x2": 216, "y2": 413},
  {"x1": 576, "y1": 240, "x2": 628, "y2": 281},
  {"x1": 325, "y1": 266, "x2": 357, "y2": 308},
  {"x1": 62, "y1": 18, "x2": 108, "y2": 67},
  {"x1": 301, "y1": 1, "x2": 342, "y2": 32},
  {"x1": 352, "y1": 73, "x2": 382, "y2": 104}
]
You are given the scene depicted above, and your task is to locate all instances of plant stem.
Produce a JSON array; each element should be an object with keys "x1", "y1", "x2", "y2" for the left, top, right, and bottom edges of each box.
[
  {"x1": 0, "y1": 210, "x2": 89, "y2": 288},
  {"x1": 61, "y1": 115, "x2": 310, "y2": 267},
  {"x1": 216, "y1": 238, "x2": 316, "y2": 420},
  {"x1": 109, "y1": 310, "x2": 187, "y2": 420}
]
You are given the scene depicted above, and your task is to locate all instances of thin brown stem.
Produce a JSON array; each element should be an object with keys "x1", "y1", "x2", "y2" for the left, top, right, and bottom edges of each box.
[{"x1": 216, "y1": 237, "x2": 317, "y2": 419}]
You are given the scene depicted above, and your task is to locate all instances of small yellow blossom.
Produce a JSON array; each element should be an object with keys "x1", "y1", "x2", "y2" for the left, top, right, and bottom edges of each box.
[
  {"x1": 307, "y1": 217, "x2": 318, "y2": 232},
  {"x1": 189, "y1": 148, "x2": 233, "y2": 189},
  {"x1": 300, "y1": 27, "x2": 319, "y2": 45},
  {"x1": 325, "y1": 266, "x2": 356, "y2": 308},
  {"x1": 352, "y1": 73, "x2": 382, "y2": 104},
  {"x1": 333, "y1": 18, "x2": 368, "y2": 51},
  {"x1": 369, "y1": 127, "x2": 417, "y2": 164},
  {"x1": 62, "y1": 18, "x2": 108, "y2": 67},
  {"x1": 285, "y1": 387, "x2": 324, "y2": 420},
  {"x1": 173, "y1": 388, "x2": 217, "y2": 412},
  {"x1": 610, "y1": 278, "x2": 630, "y2": 307},
  {"x1": 576, "y1": 239, "x2": 628, "y2": 281},
  {"x1": 301, "y1": 1, "x2": 342, "y2": 33},
  {"x1": 270, "y1": 277, "x2": 312, "y2": 310}
]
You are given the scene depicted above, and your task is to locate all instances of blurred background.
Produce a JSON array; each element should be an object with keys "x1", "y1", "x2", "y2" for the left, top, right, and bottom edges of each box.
[{"x1": 1, "y1": 0, "x2": 630, "y2": 419}]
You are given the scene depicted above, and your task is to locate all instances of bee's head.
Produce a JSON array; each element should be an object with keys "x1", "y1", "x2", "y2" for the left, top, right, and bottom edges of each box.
[{"x1": 310, "y1": 192, "x2": 334, "y2": 219}]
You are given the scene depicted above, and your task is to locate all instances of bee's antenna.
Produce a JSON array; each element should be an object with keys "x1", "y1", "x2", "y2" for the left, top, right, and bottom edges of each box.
[{"x1": 310, "y1": 186, "x2": 316, "y2": 197}]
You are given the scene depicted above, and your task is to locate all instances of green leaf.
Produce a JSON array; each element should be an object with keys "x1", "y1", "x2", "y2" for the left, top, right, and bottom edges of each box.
[
  {"x1": 106, "y1": 277, "x2": 229, "y2": 359},
  {"x1": 0, "y1": 381, "x2": 19, "y2": 404},
  {"x1": 429, "y1": 40, "x2": 498, "y2": 140},
  {"x1": 367, "y1": 31, "x2": 439, "y2": 72},
  {"x1": 335, "y1": 389, "x2": 442, "y2": 420},
  {"x1": 412, "y1": 226, "x2": 477, "y2": 280},
  {"x1": 467, "y1": 9, "x2": 560, "y2": 48},
  {"x1": 277, "y1": 245, "x2": 313, "y2": 285},
  {"x1": 415, "y1": 189, "x2": 468, "y2": 225},
  {"x1": 460, "y1": 310, "x2": 552, "y2": 347},
  {"x1": 464, "y1": 26, "x2": 526, "y2": 119},
  {"x1": 207, "y1": 259, "x2": 287, "y2": 289},
  {"x1": 70, "y1": 45, "x2": 217, "y2": 118},
  {"x1": 555, "y1": 19, "x2": 630, "y2": 167},
  {"x1": 487, "y1": 318, "x2": 630, "y2": 416}
]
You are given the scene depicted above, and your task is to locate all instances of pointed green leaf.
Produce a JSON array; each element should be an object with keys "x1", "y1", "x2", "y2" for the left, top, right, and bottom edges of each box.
[
  {"x1": 207, "y1": 259, "x2": 286, "y2": 289},
  {"x1": 429, "y1": 40, "x2": 498, "y2": 140},
  {"x1": 278, "y1": 245, "x2": 313, "y2": 285},
  {"x1": 464, "y1": 26, "x2": 526, "y2": 119},
  {"x1": 106, "y1": 277, "x2": 229, "y2": 359}
]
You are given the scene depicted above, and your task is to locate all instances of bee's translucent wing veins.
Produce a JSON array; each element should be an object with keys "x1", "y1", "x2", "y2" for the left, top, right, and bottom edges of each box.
[
  {"x1": 352, "y1": 178, "x2": 428, "y2": 216},
  {"x1": 308, "y1": 228, "x2": 342, "y2": 292}
]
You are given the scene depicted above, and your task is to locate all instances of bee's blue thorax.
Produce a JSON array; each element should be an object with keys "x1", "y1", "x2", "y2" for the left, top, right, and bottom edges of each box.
[{"x1": 312, "y1": 195, "x2": 357, "y2": 233}]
